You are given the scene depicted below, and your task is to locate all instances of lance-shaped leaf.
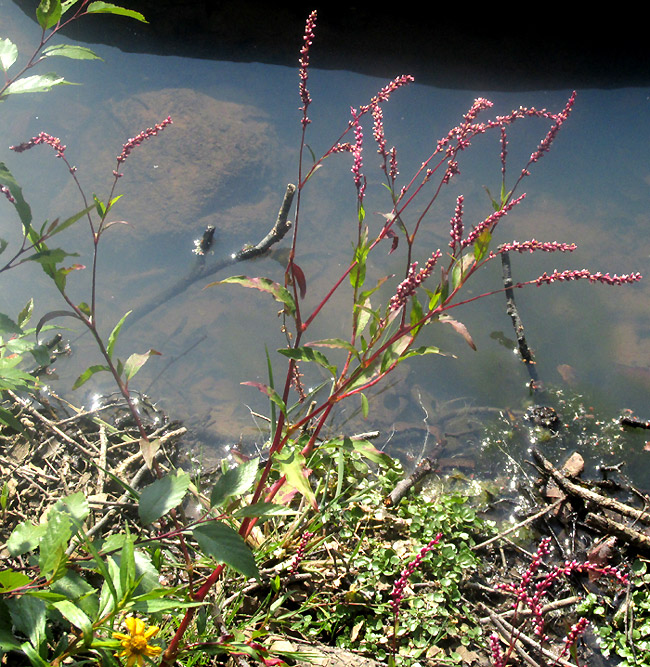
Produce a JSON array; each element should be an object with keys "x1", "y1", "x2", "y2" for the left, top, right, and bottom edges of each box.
[
  {"x1": 35, "y1": 309, "x2": 81, "y2": 343},
  {"x1": 72, "y1": 364, "x2": 110, "y2": 390},
  {"x1": 241, "y1": 381, "x2": 286, "y2": 416},
  {"x1": 0, "y1": 162, "x2": 32, "y2": 229},
  {"x1": 439, "y1": 314, "x2": 476, "y2": 350},
  {"x1": 277, "y1": 346, "x2": 336, "y2": 376},
  {"x1": 192, "y1": 522, "x2": 259, "y2": 580},
  {"x1": 124, "y1": 349, "x2": 161, "y2": 381},
  {"x1": 107, "y1": 310, "x2": 131, "y2": 359},
  {"x1": 208, "y1": 276, "x2": 296, "y2": 317}
]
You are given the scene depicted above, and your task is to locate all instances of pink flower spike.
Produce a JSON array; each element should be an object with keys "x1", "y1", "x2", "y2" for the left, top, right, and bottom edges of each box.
[
  {"x1": 116, "y1": 116, "x2": 172, "y2": 164},
  {"x1": 11, "y1": 132, "x2": 66, "y2": 159},
  {"x1": 298, "y1": 10, "x2": 317, "y2": 127}
]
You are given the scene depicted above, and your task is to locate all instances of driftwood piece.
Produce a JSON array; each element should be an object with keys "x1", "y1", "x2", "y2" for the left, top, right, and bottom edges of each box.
[
  {"x1": 585, "y1": 512, "x2": 650, "y2": 554},
  {"x1": 531, "y1": 448, "x2": 650, "y2": 525},
  {"x1": 384, "y1": 457, "x2": 435, "y2": 506}
]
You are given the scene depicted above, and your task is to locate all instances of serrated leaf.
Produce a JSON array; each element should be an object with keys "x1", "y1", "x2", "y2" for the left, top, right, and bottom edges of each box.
[
  {"x1": 17, "y1": 299, "x2": 33, "y2": 328},
  {"x1": 210, "y1": 458, "x2": 259, "y2": 508},
  {"x1": 0, "y1": 38, "x2": 18, "y2": 72},
  {"x1": 191, "y1": 522, "x2": 259, "y2": 580},
  {"x1": 86, "y1": 2, "x2": 148, "y2": 22},
  {"x1": 138, "y1": 470, "x2": 190, "y2": 525},
  {"x1": 38, "y1": 510, "x2": 71, "y2": 577},
  {"x1": 208, "y1": 276, "x2": 296, "y2": 316},
  {"x1": 36, "y1": 0, "x2": 62, "y2": 29},
  {"x1": 0, "y1": 312, "x2": 22, "y2": 336},
  {"x1": 5, "y1": 73, "x2": 70, "y2": 95},
  {"x1": 41, "y1": 44, "x2": 102, "y2": 60}
]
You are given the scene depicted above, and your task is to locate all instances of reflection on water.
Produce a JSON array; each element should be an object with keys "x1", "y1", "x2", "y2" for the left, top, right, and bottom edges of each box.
[{"x1": 2, "y1": 3, "x2": 650, "y2": 467}]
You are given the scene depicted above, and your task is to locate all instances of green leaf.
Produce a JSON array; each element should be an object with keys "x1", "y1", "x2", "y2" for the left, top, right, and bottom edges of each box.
[
  {"x1": 0, "y1": 38, "x2": 18, "y2": 72},
  {"x1": 46, "y1": 204, "x2": 94, "y2": 238},
  {"x1": 0, "y1": 570, "x2": 31, "y2": 594},
  {"x1": 473, "y1": 227, "x2": 492, "y2": 262},
  {"x1": 6, "y1": 594, "x2": 46, "y2": 655},
  {"x1": 35, "y1": 309, "x2": 80, "y2": 343},
  {"x1": 72, "y1": 364, "x2": 110, "y2": 390},
  {"x1": 307, "y1": 338, "x2": 360, "y2": 360},
  {"x1": 232, "y1": 502, "x2": 296, "y2": 518},
  {"x1": 123, "y1": 349, "x2": 161, "y2": 381},
  {"x1": 130, "y1": 598, "x2": 204, "y2": 613},
  {"x1": 118, "y1": 530, "x2": 136, "y2": 595},
  {"x1": 106, "y1": 310, "x2": 131, "y2": 360},
  {"x1": 17, "y1": 299, "x2": 33, "y2": 328},
  {"x1": 138, "y1": 470, "x2": 190, "y2": 525},
  {"x1": 210, "y1": 458, "x2": 259, "y2": 508},
  {"x1": 38, "y1": 510, "x2": 71, "y2": 577},
  {"x1": 41, "y1": 44, "x2": 102, "y2": 60},
  {"x1": 5, "y1": 73, "x2": 71, "y2": 95},
  {"x1": 36, "y1": 0, "x2": 62, "y2": 29},
  {"x1": 86, "y1": 2, "x2": 148, "y2": 22},
  {"x1": 7, "y1": 522, "x2": 47, "y2": 556},
  {"x1": 51, "y1": 600, "x2": 93, "y2": 646},
  {"x1": 274, "y1": 448, "x2": 317, "y2": 510},
  {"x1": 277, "y1": 346, "x2": 336, "y2": 376},
  {"x1": 208, "y1": 276, "x2": 296, "y2": 317},
  {"x1": 0, "y1": 161, "x2": 32, "y2": 229},
  {"x1": 191, "y1": 522, "x2": 259, "y2": 580},
  {"x1": 241, "y1": 381, "x2": 287, "y2": 416},
  {"x1": 360, "y1": 392, "x2": 369, "y2": 419},
  {"x1": 0, "y1": 312, "x2": 22, "y2": 336}
]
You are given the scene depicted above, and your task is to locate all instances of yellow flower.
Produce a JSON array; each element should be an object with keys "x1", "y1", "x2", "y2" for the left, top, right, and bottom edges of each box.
[{"x1": 112, "y1": 616, "x2": 162, "y2": 667}]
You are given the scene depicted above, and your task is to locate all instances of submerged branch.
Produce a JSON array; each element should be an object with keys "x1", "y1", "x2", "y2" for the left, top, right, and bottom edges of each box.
[{"x1": 125, "y1": 184, "x2": 296, "y2": 329}]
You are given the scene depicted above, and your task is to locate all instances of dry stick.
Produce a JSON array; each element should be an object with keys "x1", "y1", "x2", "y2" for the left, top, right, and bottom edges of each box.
[
  {"x1": 532, "y1": 448, "x2": 650, "y2": 525},
  {"x1": 501, "y1": 251, "x2": 543, "y2": 395},
  {"x1": 7, "y1": 390, "x2": 98, "y2": 457},
  {"x1": 471, "y1": 499, "x2": 564, "y2": 551},
  {"x1": 125, "y1": 183, "x2": 296, "y2": 329},
  {"x1": 585, "y1": 512, "x2": 650, "y2": 554},
  {"x1": 484, "y1": 608, "x2": 580, "y2": 667}
]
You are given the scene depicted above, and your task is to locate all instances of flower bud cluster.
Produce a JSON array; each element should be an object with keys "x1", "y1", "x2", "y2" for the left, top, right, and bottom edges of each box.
[
  {"x1": 289, "y1": 531, "x2": 314, "y2": 576},
  {"x1": 1, "y1": 185, "x2": 15, "y2": 203}
]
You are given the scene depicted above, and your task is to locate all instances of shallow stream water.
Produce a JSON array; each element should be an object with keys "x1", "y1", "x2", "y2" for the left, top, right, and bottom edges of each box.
[{"x1": 2, "y1": 2, "x2": 650, "y2": 475}]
